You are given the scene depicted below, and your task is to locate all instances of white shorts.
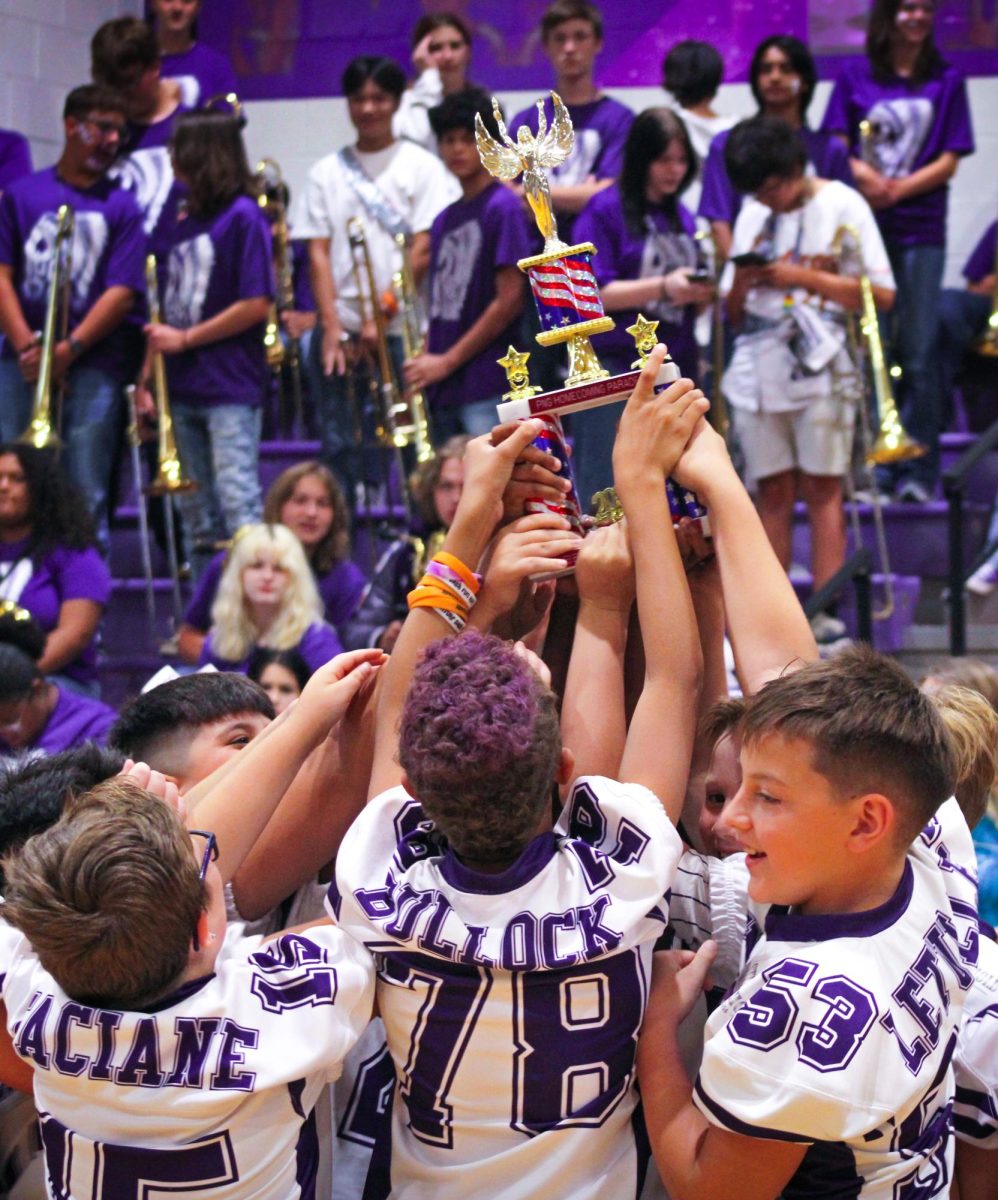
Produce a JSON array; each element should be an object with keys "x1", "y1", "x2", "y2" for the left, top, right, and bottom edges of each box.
[{"x1": 734, "y1": 392, "x2": 856, "y2": 485}]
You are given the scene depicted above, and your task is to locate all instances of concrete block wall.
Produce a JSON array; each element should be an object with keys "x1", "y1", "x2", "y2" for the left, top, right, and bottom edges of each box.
[{"x1": 0, "y1": 0, "x2": 141, "y2": 170}]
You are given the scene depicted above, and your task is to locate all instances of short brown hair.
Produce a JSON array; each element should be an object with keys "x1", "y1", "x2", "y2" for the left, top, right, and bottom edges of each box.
[
  {"x1": 263, "y1": 460, "x2": 350, "y2": 572},
  {"x1": 91, "y1": 18, "x2": 158, "y2": 90},
  {"x1": 923, "y1": 657, "x2": 998, "y2": 713},
  {"x1": 699, "y1": 697, "x2": 745, "y2": 756},
  {"x1": 541, "y1": 0, "x2": 603, "y2": 41},
  {"x1": 3, "y1": 780, "x2": 204, "y2": 1009},
  {"x1": 739, "y1": 644, "x2": 955, "y2": 844},
  {"x1": 930, "y1": 684, "x2": 998, "y2": 830}
]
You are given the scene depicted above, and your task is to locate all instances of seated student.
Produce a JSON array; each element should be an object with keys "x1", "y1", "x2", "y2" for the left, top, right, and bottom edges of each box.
[
  {"x1": 637, "y1": 632, "x2": 975, "y2": 1200},
  {"x1": 722, "y1": 115, "x2": 895, "y2": 646},
  {"x1": 0, "y1": 445, "x2": 111, "y2": 697},
  {"x1": 330, "y1": 350, "x2": 707, "y2": 1197},
  {"x1": 198, "y1": 523, "x2": 342, "y2": 675},
  {"x1": 247, "y1": 646, "x2": 310, "y2": 716},
  {"x1": 0, "y1": 606, "x2": 116, "y2": 759},
  {"x1": 403, "y1": 91, "x2": 531, "y2": 440},
  {"x1": 699, "y1": 35, "x2": 854, "y2": 260},
  {"x1": 0, "y1": 649, "x2": 382, "y2": 1199},
  {"x1": 178, "y1": 462, "x2": 365, "y2": 663}
]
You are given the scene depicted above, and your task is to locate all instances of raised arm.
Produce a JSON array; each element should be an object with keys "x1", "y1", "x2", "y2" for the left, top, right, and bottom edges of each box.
[
  {"x1": 672, "y1": 420, "x2": 818, "y2": 693},
  {"x1": 614, "y1": 347, "x2": 707, "y2": 821}
]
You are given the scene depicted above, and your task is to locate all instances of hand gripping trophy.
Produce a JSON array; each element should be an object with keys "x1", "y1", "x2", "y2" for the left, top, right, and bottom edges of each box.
[{"x1": 476, "y1": 94, "x2": 707, "y2": 561}]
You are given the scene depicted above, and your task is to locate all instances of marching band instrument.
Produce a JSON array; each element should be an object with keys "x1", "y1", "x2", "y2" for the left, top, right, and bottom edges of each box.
[
  {"x1": 391, "y1": 232, "x2": 434, "y2": 463},
  {"x1": 694, "y1": 224, "x2": 729, "y2": 440},
  {"x1": 346, "y1": 218, "x2": 432, "y2": 462},
  {"x1": 125, "y1": 384, "x2": 158, "y2": 647},
  {"x1": 17, "y1": 204, "x2": 74, "y2": 450},
  {"x1": 144, "y1": 254, "x2": 195, "y2": 630},
  {"x1": 972, "y1": 224, "x2": 998, "y2": 357}
]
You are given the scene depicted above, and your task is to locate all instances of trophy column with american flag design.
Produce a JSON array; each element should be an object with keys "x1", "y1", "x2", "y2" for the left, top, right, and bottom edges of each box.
[{"x1": 475, "y1": 93, "x2": 681, "y2": 424}]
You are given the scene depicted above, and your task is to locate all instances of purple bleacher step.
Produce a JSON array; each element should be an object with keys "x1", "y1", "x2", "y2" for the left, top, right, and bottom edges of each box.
[
  {"x1": 939, "y1": 432, "x2": 998, "y2": 507},
  {"x1": 103, "y1": 578, "x2": 189, "y2": 661},
  {"x1": 258, "y1": 439, "x2": 321, "y2": 494},
  {"x1": 791, "y1": 570, "x2": 921, "y2": 653},
  {"x1": 792, "y1": 499, "x2": 988, "y2": 580}
]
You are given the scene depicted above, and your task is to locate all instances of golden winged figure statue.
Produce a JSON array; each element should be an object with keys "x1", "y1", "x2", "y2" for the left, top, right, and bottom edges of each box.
[{"x1": 475, "y1": 93, "x2": 574, "y2": 254}]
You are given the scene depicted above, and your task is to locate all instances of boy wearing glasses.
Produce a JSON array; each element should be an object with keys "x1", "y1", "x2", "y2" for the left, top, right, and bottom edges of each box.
[
  {"x1": 0, "y1": 83, "x2": 145, "y2": 546},
  {"x1": 0, "y1": 649, "x2": 383, "y2": 1199}
]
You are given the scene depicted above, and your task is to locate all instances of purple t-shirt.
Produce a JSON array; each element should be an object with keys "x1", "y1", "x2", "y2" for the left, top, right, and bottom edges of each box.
[
  {"x1": 963, "y1": 221, "x2": 996, "y2": 285},
  {"x1": 110, "y1": 106, "x2": 189, "y2": 239},
  {"x1": 160, "y1": 43, "x2": 238, "y2": 110},
  {"x1": 290, "y1": 239, "x2": 315, "y2": 312},
  {"x1": 198, "y1": 620, "x2": 343, "y2": 674},
  {"x1": 508, "y1": 94, "x2": 633, "y2": 243},
  {"x1": 698, "y1": 125, "x2": 855, "y2": 227},
  {"x1": 574, "y1": 185, "x2": 700, "y2": 378},
  {"x1": 0, "y1": 167, "x2": 145, "y2": 379},
  {"x1": 820, "y1": 59, "x2": 974, "y2": 247},
  {"x1": 155, "y1": 194, "x2": 274, "y2": 408},
  {"x1": 0, "y1": 686, "x2": 117, "y2": 757},
  {"x1": 0, "y1": 538, "x2": 111, "y2": 687},
  {"x1": 183, "y1": 550, "x2": 365, "y2": 633},
  {"x1": 426, "y1": 181, "x2": 533, "y2": 410},
  {"x1": 0, "y1": 129, "x2": 31, "y2": 192}
]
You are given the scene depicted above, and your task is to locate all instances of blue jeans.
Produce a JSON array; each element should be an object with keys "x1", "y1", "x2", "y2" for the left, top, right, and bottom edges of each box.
[
  {"x1": 170, "y1": 401, "x2": 263, "y2": 578},
  {"x1": 313, "y1": 330, "x2": 405, "y2": 512},
  {"x1": 0, "y1": 360, "x2": 123, "y2": 550},
  {"x1": 886, "y1": 243, "x2": 946, "y2": 489},
  {"x1": 431, "y1": 397, "x2": 501, "y2": 443},
  {"x1": 936, "y1": 288, "x2": 991, "y2": 403}
]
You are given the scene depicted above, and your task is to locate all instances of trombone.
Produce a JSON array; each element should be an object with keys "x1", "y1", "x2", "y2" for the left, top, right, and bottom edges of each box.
[
  {"x1": 973, "y1": 221, "x2": 998, "y2": 357},
  {"x1": 694, "y1": 224, "x2": 729, "y2": 440},
  {"x1": 18, "y1": 204, "x2": 74, "y2": 450},
  {"x1": 144, "y1": 253, "x2": 196, "y2": 634},
  {"x1": 834, "y1": 223, "x2": 924, "y2": 620},
  {"x1": 391, "y1": 231, "x2": 434, "y2": 463}
]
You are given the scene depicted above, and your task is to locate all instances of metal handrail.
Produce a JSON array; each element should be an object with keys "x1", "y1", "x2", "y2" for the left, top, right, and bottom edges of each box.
[
  {"x1": 941, "y1": 418, "x2": 998, "y2": 655},
  {"x1": 803, "y1": 547, "x2": 874, "y2": 644}
]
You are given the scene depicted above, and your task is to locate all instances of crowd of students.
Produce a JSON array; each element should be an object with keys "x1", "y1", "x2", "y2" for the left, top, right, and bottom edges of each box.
[{"x1": 0, "y1": 0, "x2": 995, "y2": 1196}]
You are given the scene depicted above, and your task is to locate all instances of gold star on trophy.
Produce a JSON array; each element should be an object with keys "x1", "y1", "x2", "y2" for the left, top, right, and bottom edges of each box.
[
  {"x1": 626, "y1": 313, "x2": 661, "y2": 369},
  {"x1": 498, "y1": 346, "x2": 542, "y2": 401}
]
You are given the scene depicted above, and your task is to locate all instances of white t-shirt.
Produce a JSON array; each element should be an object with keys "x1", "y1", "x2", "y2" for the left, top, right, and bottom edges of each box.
[
  {"x1": 0, "y1": 921, "x2": 374, "y2": 1200},
  {"x1": 330, "y1": 775, "x2": 683, "y2": 1200},
  {"x1": 298, "y1": 139, "x2": 457, "y2": 334},
  {"x1": 721, "y1": 180, "x2": 895, "y2": 414},
  {"x1": 953, "y1": 929, "x2": 998, "y2": 1149},
  {"x1": 694, "y1": 797, "x2": 978, "y2": 1200},
  {"x1": 393, "y1": 68, "x2": 444, "y2": 152}
]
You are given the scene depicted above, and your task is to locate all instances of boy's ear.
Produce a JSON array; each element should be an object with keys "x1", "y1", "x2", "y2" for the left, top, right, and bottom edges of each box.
[
  {"x1": 847, "y1": 792, "x2": 895, "y2": 853},
  {"x1": 191, "y1": 911, "x2": 210, "y2": 957},
  {"x1": 556, "y1": 747, "x2": 575, "y2": 786}
]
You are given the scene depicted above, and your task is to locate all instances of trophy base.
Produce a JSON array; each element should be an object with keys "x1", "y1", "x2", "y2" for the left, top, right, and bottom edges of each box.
[{"x1": 496, "y1": 357, "x2": 681, "y2": 423}]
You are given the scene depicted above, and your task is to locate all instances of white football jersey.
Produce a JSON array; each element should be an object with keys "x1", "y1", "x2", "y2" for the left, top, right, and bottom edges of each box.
[
  {"x1": 694, "y1": 798, "x2": 979, "y2": 1199},
  {"x1": 0, "y1": 921, "x2": 374, "y2": 1199},
  {"x1": 330, "y1": 776, "x2": 683, "y2": 1200},
  {"x1": 953, "y1": 931, "x2": 998, "y2": 1149}
]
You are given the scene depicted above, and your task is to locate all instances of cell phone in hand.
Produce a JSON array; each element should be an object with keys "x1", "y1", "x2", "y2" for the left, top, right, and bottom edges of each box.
[
  {"x1": 687, "y1": 270, "x2": 713, "y2": 284},
  {"x1": 730, "y1": 251, "x2": 772, "y2": 268}
]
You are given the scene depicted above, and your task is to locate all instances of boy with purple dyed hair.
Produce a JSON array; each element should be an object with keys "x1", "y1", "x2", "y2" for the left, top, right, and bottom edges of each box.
[{"x1": 330, "y1": 350, "x2": 708, "y2": 1197}]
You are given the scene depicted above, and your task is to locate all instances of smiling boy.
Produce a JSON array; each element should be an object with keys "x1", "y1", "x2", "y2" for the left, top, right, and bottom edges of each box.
[{"x1": 638, "y1": 643, "x2": 977, "y2": 1200}]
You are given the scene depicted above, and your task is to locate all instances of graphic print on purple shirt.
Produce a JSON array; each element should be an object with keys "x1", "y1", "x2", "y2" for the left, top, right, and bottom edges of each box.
[
  {"x1": 0, "y1": 129, "x2": 32, "y2": 192},
  {"x1": 155, "y1": 193, "x2": 273, "y2": 408},
  {"x1": 698, "y1": 126, "x2": 855, "y2": 228},
  {"x1": 111, "y1": 106, "x2": 190, "y2": 238},
  {"x1": 820, "y1": 59, "x2": 974, "y2": 247},
  {"x1": 184, "y1": 551, "x2": 364, "y2": 633},
  {"x1": 574, "y1": 184, "x2": 700, "y2": 378},
  {"x1": 964, "y1": 221, "x2": 997, "y2": 285},
  {"x1": 0, "y1": 167, "x2": 145, "y2": 379},
  {"x1": 508, "y1": 95, "x2": 633, "y2": 243},
  {"x1": 0, "y1": 686, "x2": 117, "y2": 757},
  {"x1": 160, "y1": 43, "x2": 237, "y2": 109},
  {"x1": 198, "y1": 620, "x2": 342, "y2": 674},
  {"x1": 0, "y1": 539, "x2": 110, "y2": 687},
  {"x1": 426, "y1": 181, "x2": 533, "y2": 410}
]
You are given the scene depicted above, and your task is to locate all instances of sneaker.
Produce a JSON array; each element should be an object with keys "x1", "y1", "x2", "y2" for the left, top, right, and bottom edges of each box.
[
  {"x1": 895, "y1": 479, "x2": 931, "y2": 504},
  {"x1": 809, "y1": 611, "x2": 849, "y2": 644},
  {"x1": 965, "y1": 561, "x2": 998, "y2": 597},
  {"x1": 850, "y1": 486, "x2": 891, "y2": 505}
]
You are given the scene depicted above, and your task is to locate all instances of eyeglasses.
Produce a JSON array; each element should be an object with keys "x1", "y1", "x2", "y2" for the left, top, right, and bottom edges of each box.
[
  {"x1": 189, "y1": 829, "x2": 219, "y2": 952},
  {"x1": 83, "y1": 116, "x2": 130, "y2": 145}
]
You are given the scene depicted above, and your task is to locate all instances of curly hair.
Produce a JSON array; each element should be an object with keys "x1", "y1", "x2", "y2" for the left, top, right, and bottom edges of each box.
[
  {"x1": 0, "y1": 444, "x2": 98, "y2": 556},
  {"x1": 210, "y1": 524, "x2": 323, "y2": 664},
  {"x1": 262, "y1": 461, "x2": 350, "y2": 572},
  {"x1": 398, "y1": 631, "x2": 562, "y2": 863}
]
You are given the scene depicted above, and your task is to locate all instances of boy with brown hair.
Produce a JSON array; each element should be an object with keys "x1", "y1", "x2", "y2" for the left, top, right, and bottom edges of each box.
[
  {"x1": 635, "y1": 481, "x2": 976, "y2": 1200},
  {"x1": 0, "y1": 649, "x2": 383, "y2": 1199}
]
